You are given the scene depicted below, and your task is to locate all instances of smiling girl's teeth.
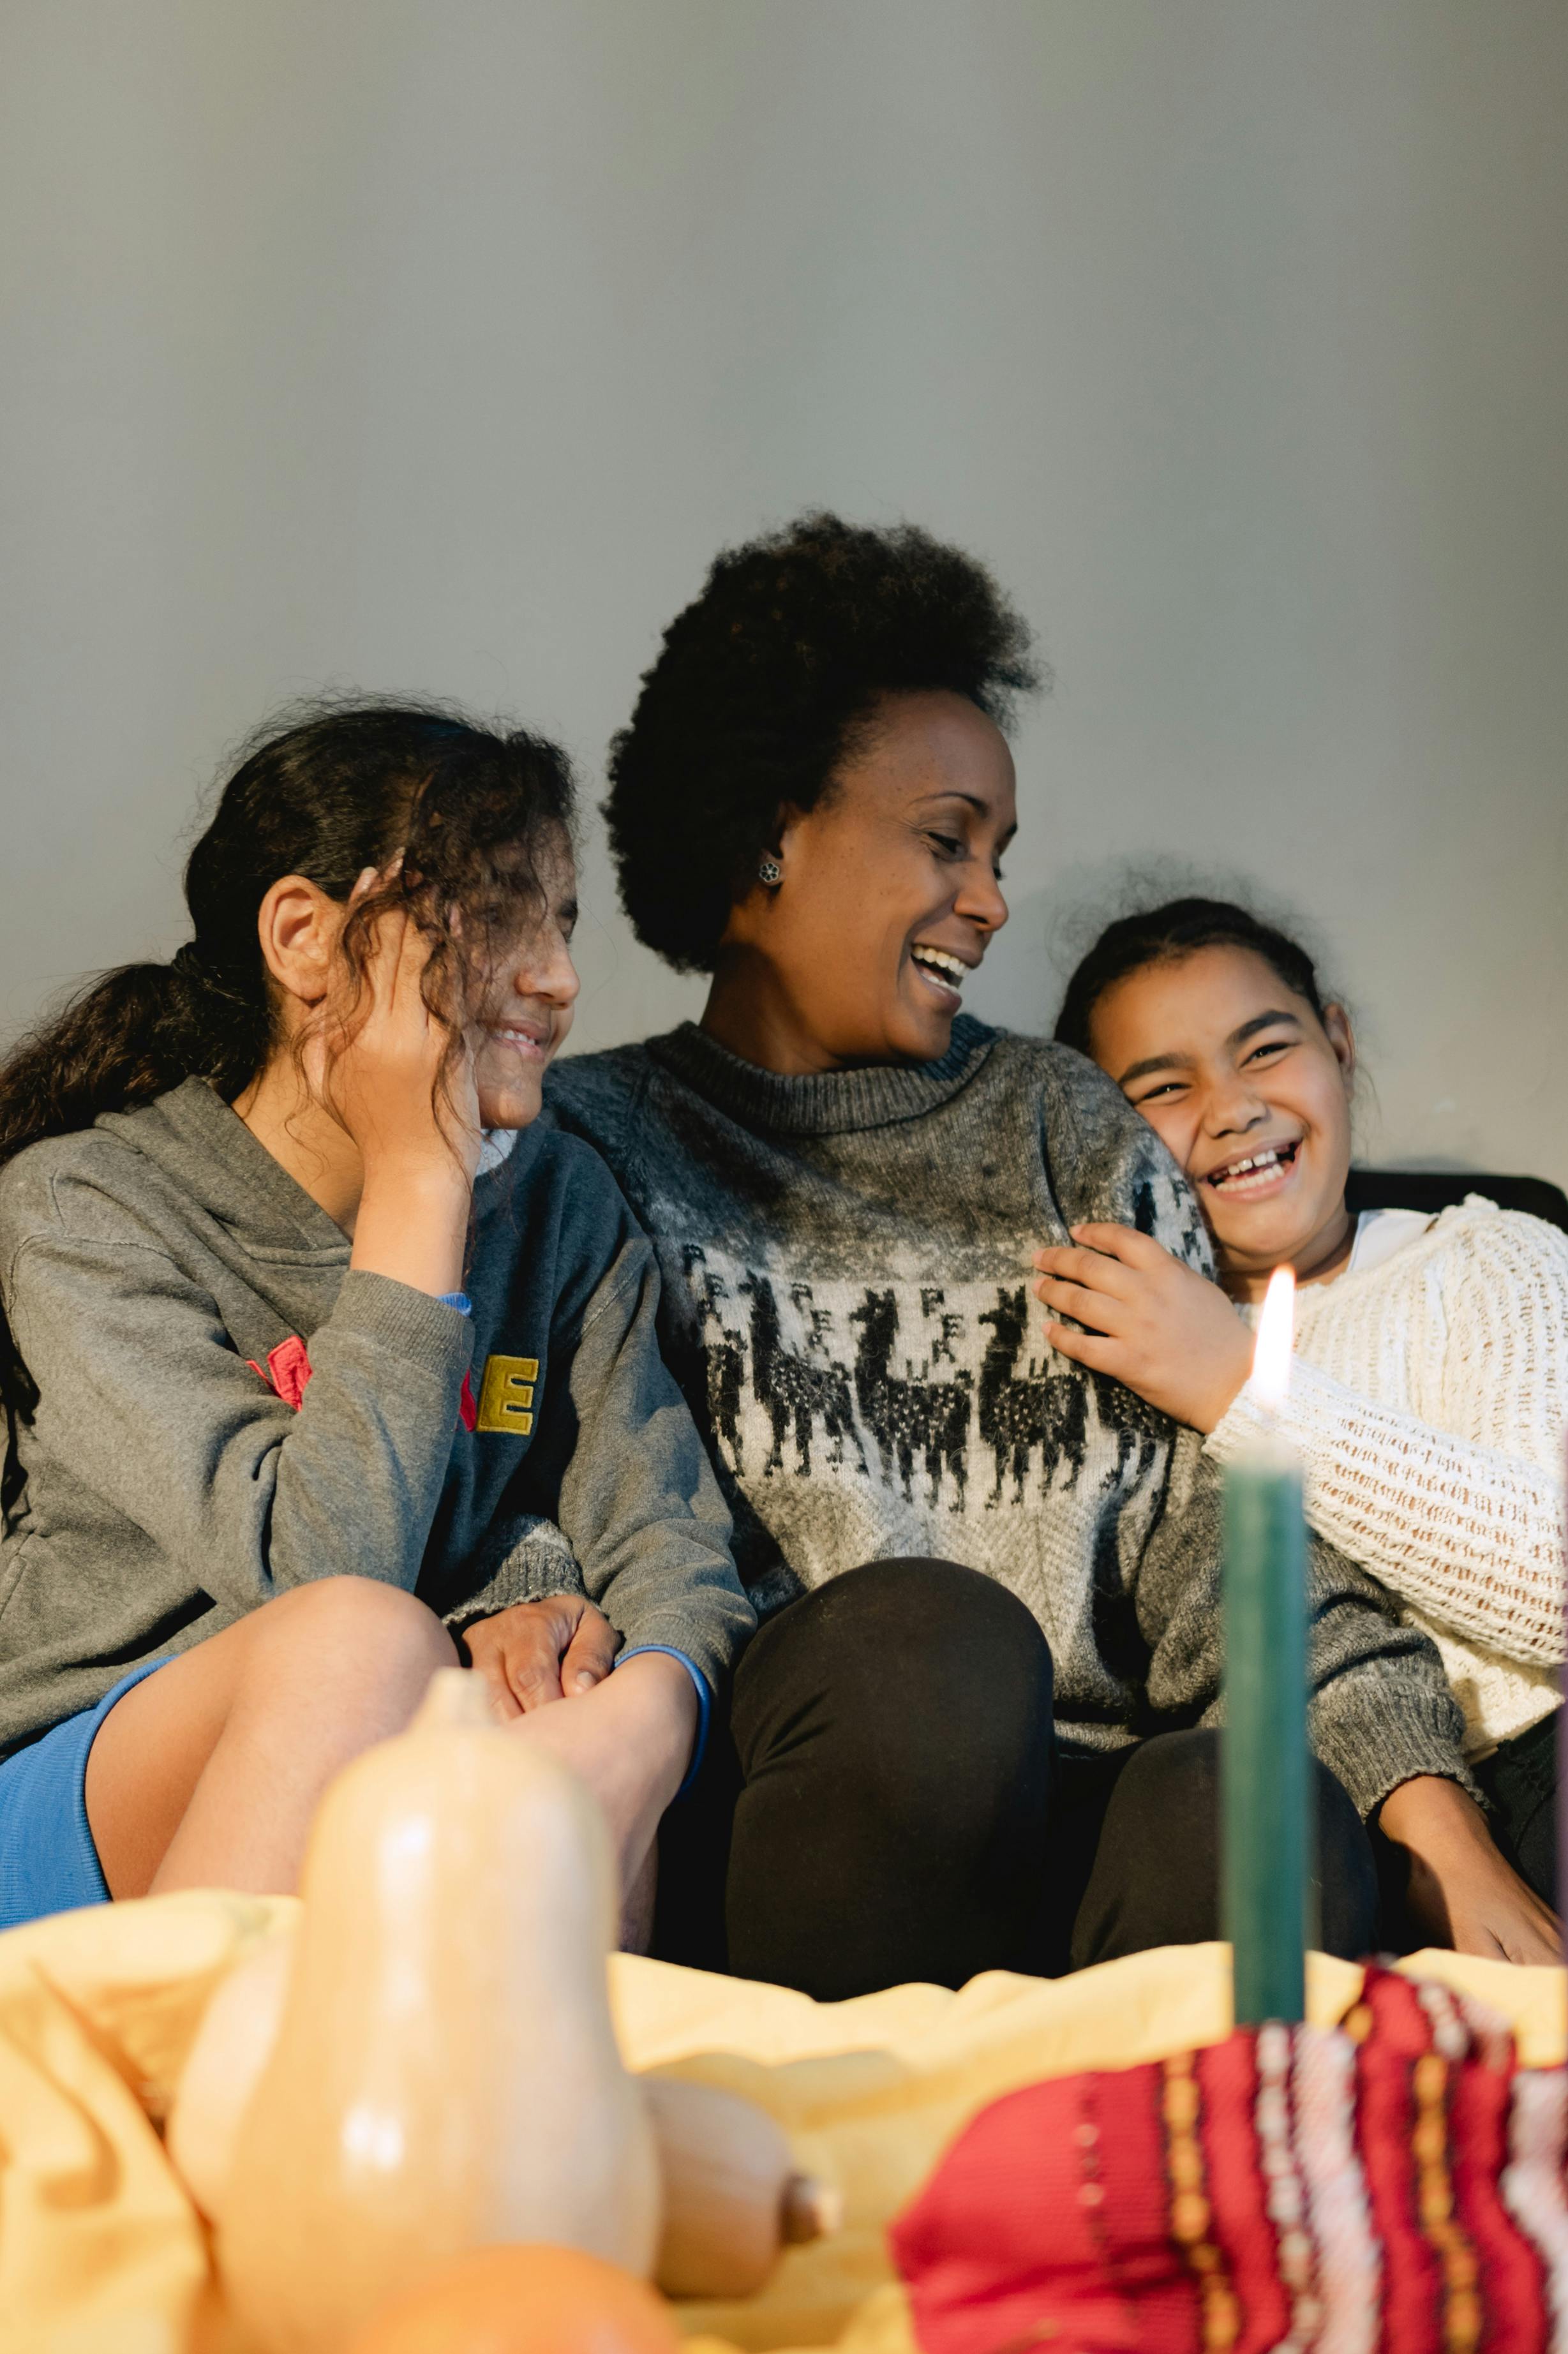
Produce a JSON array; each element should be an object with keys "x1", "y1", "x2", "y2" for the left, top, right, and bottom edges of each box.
[{"x1": 1207, "y1": 1145, "x2": 1296, "y2": 1193}]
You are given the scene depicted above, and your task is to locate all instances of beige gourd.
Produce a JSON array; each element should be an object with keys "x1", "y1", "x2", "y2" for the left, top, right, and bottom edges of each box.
[
  {"x1": 216, "y1": 1670, "x2": 662, "y2": 2354},
  {"x1": 179, "y1": 1947, "x2": 837, "y2": 2302},
  {"x1": 641, "y1": 2077, "x2": 842, "y2": 2299}
]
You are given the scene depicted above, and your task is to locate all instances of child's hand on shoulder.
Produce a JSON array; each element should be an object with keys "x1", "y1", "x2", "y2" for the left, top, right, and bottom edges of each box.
[{"x1": 1033, "y1": 1222, "x2": 1255, "y2": 1434}]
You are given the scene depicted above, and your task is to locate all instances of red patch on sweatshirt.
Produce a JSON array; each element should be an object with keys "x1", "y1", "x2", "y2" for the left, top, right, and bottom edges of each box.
[
  {"x1": 246, "y1": 1334, "x2": 313, "y2": 1410},
  {"x1": 249, "y1": 1336, "x2": 481, "y2": 1436}
]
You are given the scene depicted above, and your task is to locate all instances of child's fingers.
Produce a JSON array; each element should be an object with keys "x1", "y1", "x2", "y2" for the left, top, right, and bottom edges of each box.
[
  {"x1": 1043, "y1": 1320, "x2": 1125, "y2": 1374},
  {"x1": 1034, "y1": 1274, "x2": 1130, "y2": 1336},
  {"x1": 1067, "y1": 1222, "x2": 1170, "y2": 1268},
  {"x1": 1032, "y1": 1242, "x2": 1138, "y2": 1300}
]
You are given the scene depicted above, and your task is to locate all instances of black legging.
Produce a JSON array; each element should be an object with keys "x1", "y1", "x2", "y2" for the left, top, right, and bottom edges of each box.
[{"x1": 655, "y1": 1557, "x2": 1380, "y2": 2000}]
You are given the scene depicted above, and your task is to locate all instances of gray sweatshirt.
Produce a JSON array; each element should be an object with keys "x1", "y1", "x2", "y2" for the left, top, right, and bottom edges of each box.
[
  {"x1": 545, "y1": 1018, "x2": 1472, "y2": 1816},
  {"x1": 0, "y1": 1076, "x2": 754, "y2": 1758}
]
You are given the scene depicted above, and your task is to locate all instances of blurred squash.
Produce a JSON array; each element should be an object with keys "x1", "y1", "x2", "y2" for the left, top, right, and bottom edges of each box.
[
  {"x1": 218, "y1": 1670, "x2": 661, "y2": 2353},
  {"x1": 643, "y1": 2078, "x2": 840, "y2": 2298},
  {"x1": 346, "y1": 2245, "x2": 681, "y2": 2354}
]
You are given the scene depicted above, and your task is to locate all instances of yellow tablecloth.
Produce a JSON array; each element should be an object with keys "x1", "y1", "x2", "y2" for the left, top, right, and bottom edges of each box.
[{"x1": 1, "y1": 1891, "x2": 1562, "y2": 2353}]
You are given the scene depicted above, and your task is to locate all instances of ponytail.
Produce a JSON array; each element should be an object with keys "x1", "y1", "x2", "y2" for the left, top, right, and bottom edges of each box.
[{"x1": 0, "y1": 953, "x2": 269, "y2": 1173}]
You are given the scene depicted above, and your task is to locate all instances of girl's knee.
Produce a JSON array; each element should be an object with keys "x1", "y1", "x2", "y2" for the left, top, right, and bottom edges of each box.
[{"x1": 252, "y1": 1578, "x2": 454, "y2": 1675}]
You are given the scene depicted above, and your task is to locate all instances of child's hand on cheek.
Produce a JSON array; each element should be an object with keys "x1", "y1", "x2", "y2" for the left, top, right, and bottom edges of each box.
[{"x1": 1032, "y1": 1223, "x2": 1257, "y2": 1434}]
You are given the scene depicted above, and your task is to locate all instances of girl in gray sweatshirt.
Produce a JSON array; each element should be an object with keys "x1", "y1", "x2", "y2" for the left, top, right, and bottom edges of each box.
[{"x1": 0, "y1": 702, "x2": 752, "y2": 1932}]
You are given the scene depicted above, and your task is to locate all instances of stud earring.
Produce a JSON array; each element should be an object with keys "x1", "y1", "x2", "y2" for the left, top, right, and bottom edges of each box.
[{"x1": 757, "y1": 856, "x2": 782, "y2": 886}]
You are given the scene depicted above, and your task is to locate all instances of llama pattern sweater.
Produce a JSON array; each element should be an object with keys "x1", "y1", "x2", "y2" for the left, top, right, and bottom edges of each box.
[
  {"x1": 1207, "y1": 1197, "x2": 1568, "y2": 1755},
  {"x1": 545, "y1": 1019, "x2": 1471, "y2": 1815}
]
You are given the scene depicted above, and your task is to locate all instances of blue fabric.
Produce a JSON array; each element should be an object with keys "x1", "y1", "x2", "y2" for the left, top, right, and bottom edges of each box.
[
  {"x1": 436, "y1": 1291, "x2": 473, "y2": 1315},
  {"x1": 0, "y1": 1658, "x2": 169, "y2": 1931},
  {"x1": 615, "y1": 1644, "x2": 711, "y2": 1794}
]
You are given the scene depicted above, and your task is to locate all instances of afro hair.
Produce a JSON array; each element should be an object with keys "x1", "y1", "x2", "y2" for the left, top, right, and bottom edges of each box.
[{"x1": 603, "y1": 512, "x2": 1042, "y2": 972}]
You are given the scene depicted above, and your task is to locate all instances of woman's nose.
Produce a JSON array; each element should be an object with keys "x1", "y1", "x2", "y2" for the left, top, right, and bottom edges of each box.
[{"x1": 956, "y1": 860, "x2": 1008, "y2": 934}]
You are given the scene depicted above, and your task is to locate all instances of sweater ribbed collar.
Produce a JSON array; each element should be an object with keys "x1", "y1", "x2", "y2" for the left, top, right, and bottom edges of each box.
[{"x1": 646, "y1": 1017, "x2": 997, "y2": 1138}]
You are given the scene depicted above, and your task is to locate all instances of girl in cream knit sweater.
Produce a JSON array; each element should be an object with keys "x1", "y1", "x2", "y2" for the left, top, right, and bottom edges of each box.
[{"x1": 1037, "y1": 896, "x2": 1566, "y2": 1953}]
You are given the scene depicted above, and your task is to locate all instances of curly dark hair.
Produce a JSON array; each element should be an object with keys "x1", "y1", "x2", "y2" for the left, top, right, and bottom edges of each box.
[{"x1": 603, "y1": 512, "x2": 1042, "y2": 971}]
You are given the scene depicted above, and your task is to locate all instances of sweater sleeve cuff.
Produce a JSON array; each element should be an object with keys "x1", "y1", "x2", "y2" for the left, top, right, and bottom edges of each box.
[
  {"x1": 1311, "y1": 1691, "x2": 1481, "y2": 1817},
  {"x1": 615, "y1": 1645, "x2": 711, "y2": 1794},
  {"x1": 443, "y1": 1520, "x2": 585, "y2": 1638},
  {"x1": 1205, "y1": 1357, "x2": 1356, "y2": 1466},
  {"x1": 328, "y1": 1268, "x2": 475, "y2": 1380}
]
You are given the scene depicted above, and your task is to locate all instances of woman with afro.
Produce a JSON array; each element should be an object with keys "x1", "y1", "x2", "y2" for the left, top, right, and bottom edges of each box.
[{"x1": 546, "y1": 512, "x2": 1497, "y2": 1995}]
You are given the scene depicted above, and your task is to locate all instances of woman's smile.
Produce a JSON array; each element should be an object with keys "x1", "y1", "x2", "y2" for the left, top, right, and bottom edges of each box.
[{"x1": 907, "y1": 941, "x2": 976, "y2": 1010}]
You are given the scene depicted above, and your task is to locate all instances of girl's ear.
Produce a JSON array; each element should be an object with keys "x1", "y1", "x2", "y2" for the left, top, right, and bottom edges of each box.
[
  {"x1": 1322, "y1": 1001, "x2": 1356, "y2": 1091},
  {"x1": 256, "y1": 875, "x2": 344, "y2": 1004}
]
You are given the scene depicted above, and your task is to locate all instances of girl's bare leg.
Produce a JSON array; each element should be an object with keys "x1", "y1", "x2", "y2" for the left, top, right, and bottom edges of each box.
[{"x1": 85, "y1": 1578, "x2": 456, "y2": 1899}]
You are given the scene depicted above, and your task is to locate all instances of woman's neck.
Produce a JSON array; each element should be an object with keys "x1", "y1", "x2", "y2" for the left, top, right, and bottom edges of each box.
[
  {"x1": 232, "y1": 1058, "x2": 367, "y2": 1235},
  {"x1": 699, "y1": 957, "x2": 847, "y2": 1077},
  {"x1": 1220, "y1": 1200, "x2": 1357, "y2": 1303}
]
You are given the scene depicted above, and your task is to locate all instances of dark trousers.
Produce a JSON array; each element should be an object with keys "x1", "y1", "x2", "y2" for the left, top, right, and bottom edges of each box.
[
  {"x1": 654, "y1": 1557, "x2": 1379, "y2": 2000},
  {"x1": 1475, "y1": 1710, "x2": 1558, "y2": 1905}
]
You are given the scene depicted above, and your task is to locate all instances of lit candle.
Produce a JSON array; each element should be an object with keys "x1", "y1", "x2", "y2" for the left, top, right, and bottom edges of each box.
[{"x1": 1223, "y1": 1265, "x2": 1310, "y2": 2027}]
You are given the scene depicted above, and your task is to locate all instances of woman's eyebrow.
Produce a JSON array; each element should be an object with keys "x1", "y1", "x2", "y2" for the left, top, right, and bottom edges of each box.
[
  {"x1": 913, "y1": 791, "x2": 992, "y2": 817},
  {"x1": 911, "y1": 790, "x2": 1016, "y2": 847}
]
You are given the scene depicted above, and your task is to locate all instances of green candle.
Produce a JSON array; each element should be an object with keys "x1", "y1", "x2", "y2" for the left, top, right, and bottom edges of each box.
[{"x1": 1222, "y1": 1267, "x2": 1311, "y2": 2027}]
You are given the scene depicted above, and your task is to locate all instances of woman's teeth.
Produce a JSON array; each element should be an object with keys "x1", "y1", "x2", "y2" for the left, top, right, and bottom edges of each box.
[
  {"x1": 911, "y1": 948, "x2": 966, "y2": 997},
  {"x1": 1206, "y1": 1143, "x2": 1298, "y2": 1194}
]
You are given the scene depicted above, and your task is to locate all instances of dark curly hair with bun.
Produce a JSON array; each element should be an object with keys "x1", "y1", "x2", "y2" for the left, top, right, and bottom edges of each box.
[{"x1": 603, "y1": 512, "x2": 1042, "y2": 972}]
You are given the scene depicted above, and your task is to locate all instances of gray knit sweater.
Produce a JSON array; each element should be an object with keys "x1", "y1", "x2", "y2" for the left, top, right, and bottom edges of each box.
[{"x1": 545, "y1": 1018, "x2": 1471, "y2": 1815}]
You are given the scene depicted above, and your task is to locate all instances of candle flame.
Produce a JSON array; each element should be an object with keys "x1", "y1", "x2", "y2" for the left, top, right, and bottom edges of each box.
[{"x1": 1252, "y1": 1265, "x2": 1297, "y2": 1406}]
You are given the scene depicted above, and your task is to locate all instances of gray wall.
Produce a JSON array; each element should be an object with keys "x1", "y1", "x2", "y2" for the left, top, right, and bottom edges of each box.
[{"x1": 4, "y1": 1, "x2": 1565, "y2": 1182}]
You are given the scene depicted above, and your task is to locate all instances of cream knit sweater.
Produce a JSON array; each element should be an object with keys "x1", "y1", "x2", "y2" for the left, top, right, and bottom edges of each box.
[{"x1": 1206, "y1": 1197, "x2": 1568, "y2": 1757}]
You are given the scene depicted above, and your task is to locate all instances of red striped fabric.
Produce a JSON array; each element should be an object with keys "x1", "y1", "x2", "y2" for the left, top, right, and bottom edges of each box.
[{"x1": 889, "y1": 1966, "x2": 1565, "y2": 2354}]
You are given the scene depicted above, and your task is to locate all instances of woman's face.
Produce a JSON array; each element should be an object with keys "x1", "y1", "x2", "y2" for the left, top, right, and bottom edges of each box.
[
  {"x1": 729, "y1": 690, "x2": 1017, "y2": 1069},
  {"x1": 467, "y1": 825, "x2": 581, "y2": 1129},
  {"x1": 1087, "y1": 944, "x2": 1356, "y2": 1288}
]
